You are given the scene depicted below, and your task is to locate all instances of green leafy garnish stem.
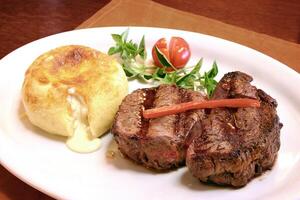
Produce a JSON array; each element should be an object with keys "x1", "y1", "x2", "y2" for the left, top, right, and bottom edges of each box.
[{"x1": 108, "y1": 29, "x2": 219, "y2": 97}]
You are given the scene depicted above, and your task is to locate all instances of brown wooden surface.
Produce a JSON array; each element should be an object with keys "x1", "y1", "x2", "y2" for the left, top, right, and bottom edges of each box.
[
  {"x1": 153, "y1": 0, "x2": 300, "y2": 43},
  {"x1": 1, "y1": 0, "x2": 300, "y2": 59},
  {"x1": 0, "y1": 0, "x2": 110, "y2": 59},
  {"x1": 78, "y1": 0, "x2": 300, "y2": 72},
  {"x1": 0, "y1": 0, "x2": 300, "y2": 200}
]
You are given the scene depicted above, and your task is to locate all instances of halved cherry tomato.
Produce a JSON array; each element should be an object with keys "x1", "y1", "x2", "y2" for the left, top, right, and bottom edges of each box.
[{"x1": 152, "y1": 37, "x2": 191, "y2": 70}]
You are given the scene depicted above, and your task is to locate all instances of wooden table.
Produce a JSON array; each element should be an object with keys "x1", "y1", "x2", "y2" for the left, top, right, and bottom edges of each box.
[{"x1": 0, "y1": 0, "x2": 299, "y2": 199}]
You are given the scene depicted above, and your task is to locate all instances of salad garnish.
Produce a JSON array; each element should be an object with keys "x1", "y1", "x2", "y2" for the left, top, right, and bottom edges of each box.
[{"x1": 108, "y1": 29, "x2": 218, "y2": 97}]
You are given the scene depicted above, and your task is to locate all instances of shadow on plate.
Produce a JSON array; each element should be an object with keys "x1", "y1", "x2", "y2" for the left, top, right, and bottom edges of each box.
[
  {"x1": 18, "y1": 101, "x2": 65, "y2": 142},
  {"x1": 180, "y1": 170, "x2": 234, "y2": 191},
  {"x1": 104, "y1": 131, "x2": 235, "y2": 191}
]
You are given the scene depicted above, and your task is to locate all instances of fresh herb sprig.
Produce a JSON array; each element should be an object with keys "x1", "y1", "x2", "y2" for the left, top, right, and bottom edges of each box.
[
  {"x1": 107, "y1": 29, "x2": 219, "y2": 97},
  {"x1": 108, "y1": 29, "x2": 146, "y2": 60}
]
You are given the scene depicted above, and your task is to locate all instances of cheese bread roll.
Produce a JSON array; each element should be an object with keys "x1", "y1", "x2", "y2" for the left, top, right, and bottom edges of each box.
[{"x1": 22, "y1": 45, "x2": 128, "y2": 152}]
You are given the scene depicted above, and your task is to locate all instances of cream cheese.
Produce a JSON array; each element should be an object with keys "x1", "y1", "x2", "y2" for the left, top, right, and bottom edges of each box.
[{"x1": 66, "y1": 88, "x2": 101, "y2": 153}]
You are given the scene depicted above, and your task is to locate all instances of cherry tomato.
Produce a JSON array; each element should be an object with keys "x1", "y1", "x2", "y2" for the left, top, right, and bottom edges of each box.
[
  {"x1": 169, "y1": 37, "x2": 191, "y2": 68},
  {"x1": 152, "y1": 37, "x2": 191, "y2": 70}
]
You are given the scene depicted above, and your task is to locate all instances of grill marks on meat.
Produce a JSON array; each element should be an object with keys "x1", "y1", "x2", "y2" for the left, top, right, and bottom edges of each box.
[
  {"x1": 144, "y1": 86, "x2": 181, "y2": 168},
  {"x1": 147, "y1": 85, "x2": 180, "y2": 138},
  {"x1": 112, "y1": 71, "x2": 282, "y2": 187},
  {"x1": 112, "y1": 88, "x2": 154, "y2": 162},
  {"x1": 112, "y1": 85, "x2": 206, "y2": 170},
  {"x1": 186, "y1": 71, "x2": 282, "y2": 187}
]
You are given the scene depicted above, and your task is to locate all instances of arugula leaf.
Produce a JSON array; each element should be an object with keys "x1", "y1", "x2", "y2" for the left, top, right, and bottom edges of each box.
[
  {"x1": 207, "y1": 61, "x2": 218, "y2": 78},
  {"x1": 152, "y1": 67, "x2": 166, "y2": 80},
  {"x1": 176, "y1": 58, "x2": 203, "y2": 85},
  {"x1": 139, "y1": 73, "x2": 153, "y2": 82},
  {"x1": 108, "y1": 46, "x2": 121, "y2": 55},
  {"x1": 138, "y1": 35, "x2": 146, "y2": 59},
  {"x1": 111, "y1": 34, "x2": 123, "y2": 45},
  {"x1": 125, "y1": 41, "x2": 138, "y2": 58},
  {"x1": 202, "y1": 61, "x2": 219, "y2": 97},
  {"x1": 122, "y1": 63, "x2": 138, "y2": 78},
  {"x1": 161, "y1": 71, "x2": 179, "y2": 84}
]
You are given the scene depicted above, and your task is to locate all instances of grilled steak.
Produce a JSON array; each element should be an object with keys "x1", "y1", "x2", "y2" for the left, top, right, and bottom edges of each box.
[
  {"x1": 112, "y1": 84, "x2": 206, "y2": 170},
  {"x1": 186, "y1": 71, "x2": 282, "y2": 187}
]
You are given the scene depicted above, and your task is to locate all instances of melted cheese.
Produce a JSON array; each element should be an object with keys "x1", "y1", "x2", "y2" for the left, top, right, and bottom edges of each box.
[{"x1": 66, "y1": 88, "x2": 101, "y2": 153}]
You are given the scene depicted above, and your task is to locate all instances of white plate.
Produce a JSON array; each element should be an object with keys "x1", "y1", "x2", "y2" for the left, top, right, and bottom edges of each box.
[{"x1": 0, "y1": 27, "x2": 300, "y2": 200}]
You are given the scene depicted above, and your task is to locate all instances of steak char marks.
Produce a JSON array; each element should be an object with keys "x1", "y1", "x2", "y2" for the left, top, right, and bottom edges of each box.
[
  {"x1": 112, "y1": 84, "x2": 206, "y2": 170},
  {"x1": 186, "y1": 71, "x2": 282, "y2": 187}
]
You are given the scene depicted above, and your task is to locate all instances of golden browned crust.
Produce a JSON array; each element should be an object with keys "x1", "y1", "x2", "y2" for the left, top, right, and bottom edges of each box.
[{"x1": 22, "y1": 45, "x2": 128, "y2": 137}]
